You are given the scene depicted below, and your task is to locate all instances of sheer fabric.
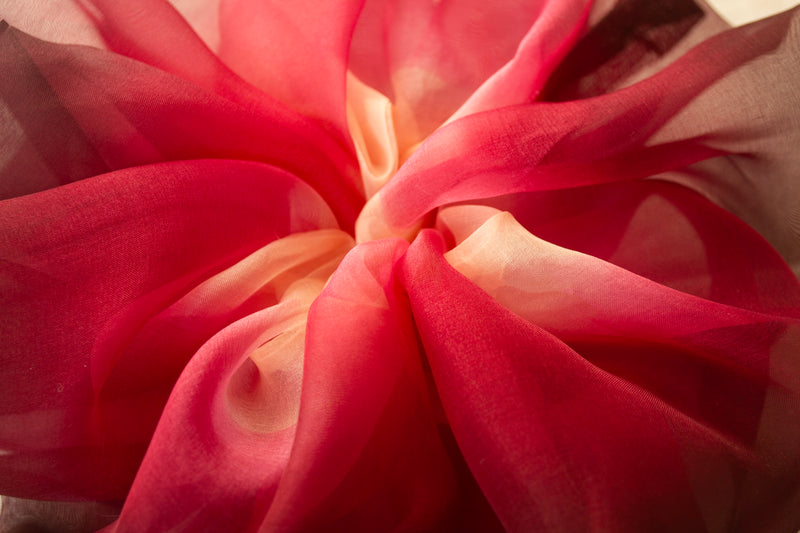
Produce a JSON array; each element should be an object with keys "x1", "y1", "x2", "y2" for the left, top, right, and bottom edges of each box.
[{"x1": 1, "y1": 1, "x2": 800, "y2": 531}]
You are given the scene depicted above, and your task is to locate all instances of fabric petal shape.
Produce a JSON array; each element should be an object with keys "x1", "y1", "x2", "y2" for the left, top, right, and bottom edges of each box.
[
  {"x1": 349, "y1": 0, "x2": 591, "y2": 154},
  {"x1": 2, "y1": 0, "x2": 368, "y2": 143},
  {"x1": 650, "y1": 8, "x2": 800, "y2": 274},
  {"x1": 2, "y1": 1, "x2": 800, "y2": 532},
  {"x1": 439, "y1": 179, "x2": 800, "y2": 316},
  {"x1": 356, "y1": 7, "x2": 795, "y2": 241},
  {"x1": 403, "y1": 226, "x2": 800, "y2": 531},
  {"x1": 262, "y1": 239, "x2": 500, "y2": 532},
  {"x1": 0, "y1": 159, "x2": 336, "y2": 501},
  {"x1": 102, "y1": 300, "x2": 307, "y2": 532},
  {"x1": 103, "y1": 230, "x2": 349, "y2": 531},
  {"x1": 448, "y1": 0, "x2": 593, "y2": 119},
  {"x1": 216, "y1": 0, "x2": 364, "y2": 140},
  {"x1": 0, "y1": 24, "x2": 362, "y2": 229}
]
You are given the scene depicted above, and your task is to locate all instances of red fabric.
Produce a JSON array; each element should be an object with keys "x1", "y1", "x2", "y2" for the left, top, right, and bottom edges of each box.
[
  {"x1": 0, "y1": 159, "x2": 337, "y2": 500},
  {"x1": 403, "y1": 228, "x2": 800, "y2": 531},
  {"x1": 0, "y1": 20, "x2": 362, "y2": 230},
  {"x1": 459, "y1": 179, "x2": 800, "y2": 316},
  {"x1": 356, "y1": 7, "x2": 789, "y2": 240},
  {"x1": 1, "y1": 1, "x2": 800, "y2": 531}
]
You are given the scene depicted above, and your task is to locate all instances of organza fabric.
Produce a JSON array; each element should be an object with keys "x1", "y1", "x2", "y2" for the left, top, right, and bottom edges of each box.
[{"x1": 1, "y1": 0, "x2": 799, "y2": 531}]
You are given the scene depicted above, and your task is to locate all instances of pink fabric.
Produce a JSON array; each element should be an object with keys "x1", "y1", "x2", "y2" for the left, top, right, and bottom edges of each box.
[
  {"x1": 1, "y1": 1, "x2": 800, "y2": 531},
  {"x1": 0, "y1": 17, "x2": 362, "y2": 229},
  {"x1": 405, "y1": 226, "x2": 800, "y2": 531}
]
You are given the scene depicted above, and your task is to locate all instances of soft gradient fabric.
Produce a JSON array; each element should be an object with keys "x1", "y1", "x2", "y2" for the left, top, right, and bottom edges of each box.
[{"x1": 1, "y1": 0, "x2": 800, "y2": 532}]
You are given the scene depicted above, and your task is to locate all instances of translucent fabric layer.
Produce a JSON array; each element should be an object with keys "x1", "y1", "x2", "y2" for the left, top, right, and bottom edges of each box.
[{"x1": 1, "y1": 0, "x2": 799, "y2": 531}]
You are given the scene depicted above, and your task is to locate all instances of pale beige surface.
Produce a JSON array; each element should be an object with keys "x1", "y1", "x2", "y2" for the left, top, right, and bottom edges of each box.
[{"x1": 707, "y1": 0, "x2": 800, "y2": 25}]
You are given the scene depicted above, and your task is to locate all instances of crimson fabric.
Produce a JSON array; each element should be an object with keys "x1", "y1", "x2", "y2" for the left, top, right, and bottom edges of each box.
[
  {"x1": 0, "y1": 20, "x2": 362, "y2": 230},
  {"x1": 405, "y1": 227, "x2": 800, "y2": 531},
  {"x1": 356, "y1": 7, "x2": 792, "y2": 240},
  {"x1": 1, "y1": 0, "x2": 800, "y2": 532},
  {"x1": 0, "y1": 159, "x2": 337, "y2": 499}
]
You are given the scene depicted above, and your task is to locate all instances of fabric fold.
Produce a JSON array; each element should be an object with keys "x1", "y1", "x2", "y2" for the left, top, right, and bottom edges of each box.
[
  {"x1": 216, "y1": 0, "x2": 364, "y2": 143},
  {"x1": 356, "y1": 7, "x2": 796, "y2": 242},
  {"x1": 349, "y1": 0, "x2": 591, "y2": 155},
  {"x1": 102, "y1": 227, "x2": 352, "y2": 531},
  {"x1": 2, "y1": 1, "x2": 800, "y2": 532},
  {"x1": 101, "y1": 300, "x2": 307, "y2": 532},
  {"x1": 403, "y1": 225, "x2": 800, "y2": 531},
  {"x1": 261, "y1": 239, "x2": 479, "y2": 531},
  {"x1": 0, "y1": 23, "x2": 363, "y2": 230},
  {"x1": 439, "y1": 179, "x2": 800, "y2": 316},
  {"x1": 0, "y1": 159, "x2": 337, "y2": 501}
]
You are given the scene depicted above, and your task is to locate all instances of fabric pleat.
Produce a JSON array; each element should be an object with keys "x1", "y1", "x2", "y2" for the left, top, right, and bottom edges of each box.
[
  {"x1": 0, "y1": 160, "x2": 337, "y2": 500},
  {"x1": 1, "y1": 1, "x2": 800, "y2": 531}
]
